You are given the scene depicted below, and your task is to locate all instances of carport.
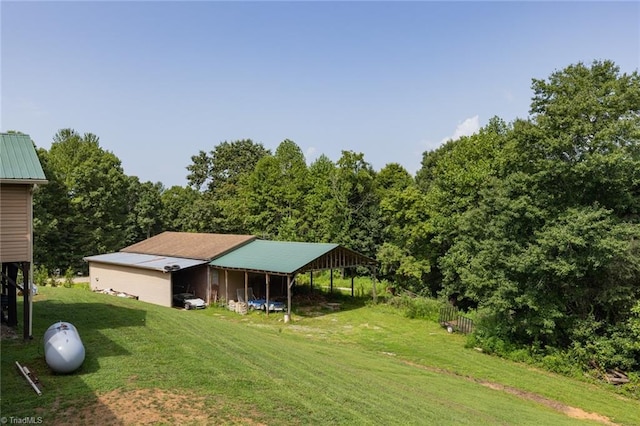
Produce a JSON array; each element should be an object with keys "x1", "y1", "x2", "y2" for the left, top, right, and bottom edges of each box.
[{"x1": 209, "y1": 240, "x2": 377, "y2": 316}]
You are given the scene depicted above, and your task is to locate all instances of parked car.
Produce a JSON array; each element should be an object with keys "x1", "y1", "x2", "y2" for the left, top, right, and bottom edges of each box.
[
  {"x1": 173, "y1": 293, "x2": 206, "y2": 310},
  {"x1": 237, "y1": 288, "x2": 286, "y2": 312},
  {"x1": 247, "y1": 298, "x2": 286, "y2": 312}
]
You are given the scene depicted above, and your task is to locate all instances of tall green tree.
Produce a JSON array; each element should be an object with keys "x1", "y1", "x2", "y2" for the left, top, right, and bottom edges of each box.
[
  {"x1": 329, "y1": 151, "x2": 382, "y2": 258},
  {"x1": 33, "y1": 148, "x2": 74, "y2": 271},
  {"x1": 303, "y1": 155, "x2": 338, "y2": 243},
  {"x1": 242, "y1": 140, "x2": 309, "y2": 240},
  {"x1": 437, "y1": 61, "x2": 640, "y2": 368},
  {"x1": 185, "y1": 139, "x2": 270, "y2": 233},
  {"x1": 36, "y1": 129, "x2": 130, "y2": 271},
  {"x1": 389, "y1": 118, "x2": 509, "y2": 295},
  {"x1": 125, "y1": 177, "x2": 165, "y2": 244},
  {"x1": 186, "y1": 139, "x2": 270, "y2": 194},
  {"x1": 527, "y1": 60, "x2": 640, "y2": 216},
  {"x1": 377, "y1": 184, "x2": 435, "y2": 293},
  {"x1": 161, "y1": 185, "x2": 202, "y2": 232}
]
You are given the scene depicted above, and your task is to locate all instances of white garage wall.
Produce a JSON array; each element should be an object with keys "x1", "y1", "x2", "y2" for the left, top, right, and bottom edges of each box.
[{"x1": 89, "y1": 262, "x2": 172, "y2": 307}]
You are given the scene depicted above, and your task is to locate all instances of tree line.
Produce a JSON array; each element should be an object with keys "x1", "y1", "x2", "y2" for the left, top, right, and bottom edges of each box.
[{"x1": 32, "y1": 60, "x2": 640, "y2": 372}]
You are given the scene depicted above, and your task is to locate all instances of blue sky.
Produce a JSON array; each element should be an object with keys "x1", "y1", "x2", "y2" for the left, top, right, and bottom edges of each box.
[{"x1": 2, "y1": 1, "x2": 639, "y2": 188}]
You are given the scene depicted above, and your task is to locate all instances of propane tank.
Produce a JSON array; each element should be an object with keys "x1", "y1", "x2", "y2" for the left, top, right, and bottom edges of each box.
[{"x1": 43, "y1": 322, "x2": 85, "y2": 373}]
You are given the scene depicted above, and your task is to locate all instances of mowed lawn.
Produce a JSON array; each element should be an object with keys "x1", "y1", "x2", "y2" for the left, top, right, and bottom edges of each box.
[{"x1": 1, "y1": 287, "x2": 639, "y2": 425}]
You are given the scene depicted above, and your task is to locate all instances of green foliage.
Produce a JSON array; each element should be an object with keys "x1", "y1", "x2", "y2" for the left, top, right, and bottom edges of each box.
[
  {"x1": 330, "y1": 151, "x2": 383, "y2": 258},
  {"x1": 387, "y1": 294, "x2": 443, "y2": 321},
  {"x1": 34, "y1": 129, "x2": 131, "y2": 271},
  {"x1": 72, "y1": 282, "x2": 91, "y2": 291},
  {"x1": 160, "y1": 185, "x2": 202, "y2": 232},
  {"x1": 427, "y1": 60, "x2": 640, "y2": 374},
  {"x1": 33, "y1": 148, "x2": 74, "y2": 270},
  {"x1": 242, "y1": 140, "x2": 309, "y2": 240},
  {"x1": 33, "y1": 265, "x2": 49, "y2": 287},
  {"x1": 124, "y1": 177, "x2": 165, "y2": 244},
  {"x1": 63, "y1": 267, "x2": 75, "y2": 288},
  {"x1": 48, "y1": 275, "x2": 59, "y2": 288},
  {"x1": 303, "y1": 155, "x2": 338, "y2": 242},
  {"x1": 186, "y1": 139, "x2": 270, "y2": 233},
  {"x1": 378, "y1": 185, "x2": 435, "y2": 293}
]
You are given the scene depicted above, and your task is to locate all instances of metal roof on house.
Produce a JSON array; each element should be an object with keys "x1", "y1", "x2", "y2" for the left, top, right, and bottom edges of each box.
[
  {"x1": 84, "y1": 252, "x2": 208, "y2": 272},
  {"x1": 209, "y1": 240, "x2": 377, "y2": 275},
  {"x1": 121, "y1": 231, "x2": 256, "y2": 260},
  {"x1": 0, "y1": 133, "x2": 47, "y2": 183}
]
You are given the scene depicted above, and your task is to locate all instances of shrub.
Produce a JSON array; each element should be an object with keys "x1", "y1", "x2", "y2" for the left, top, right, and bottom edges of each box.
[
  {"x1": 48, "y1": 276, "x2": 59, "y2": 287},
  {"x1": 387, "y1": 294, "x2": 444, "y2": 321},
  {"x1": 405, "y1": 297, "x2": 442, "y2": 321},
  {"x1": 63, "y1": 267, "x2": 75, "y2": 288},
  {"x1": 34, "y1": 265, "x2": 49, "y2": 287}
]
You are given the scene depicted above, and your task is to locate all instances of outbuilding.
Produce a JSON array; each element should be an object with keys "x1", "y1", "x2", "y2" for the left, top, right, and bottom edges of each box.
[
  {"x1": 84, "y1": 232, "x2": 255, "y2": 307},
  {"x1": 210, "y1": 239, "x2": 377, "y2": 316},
  {"x1": 85, "y1": 232, "x2": 377, "y2": 312}
]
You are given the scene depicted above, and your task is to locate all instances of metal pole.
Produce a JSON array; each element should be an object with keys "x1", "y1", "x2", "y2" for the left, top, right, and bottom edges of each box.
[{"x1": 265, "y1": 274, "x2": 270, "y2": 317}]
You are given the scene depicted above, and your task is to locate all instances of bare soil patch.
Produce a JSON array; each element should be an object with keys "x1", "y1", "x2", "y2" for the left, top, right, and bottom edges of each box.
[
  {"x1": 479, "y1": 381, "x2": 616, "y2": 425},
  {"x1": 398, "y1": 358, "x2": 617, "y2": 425},
  {"x1": 43, "y1": 388, "x2": 266, "y2": 426},
  {"x1": 1, "y1": 323, "x2": 19, "y2": 339}
]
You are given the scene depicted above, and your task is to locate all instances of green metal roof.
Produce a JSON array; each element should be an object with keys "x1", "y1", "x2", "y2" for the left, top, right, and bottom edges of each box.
[
  {"x1": 210, "y1": 240, "x2": 376, "y2": 275},
  {"x1": 0, "y1": 133, "x2": 47, "y2": 182}
]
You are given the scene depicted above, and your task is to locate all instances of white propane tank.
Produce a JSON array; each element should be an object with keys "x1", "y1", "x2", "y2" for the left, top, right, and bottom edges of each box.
[{"x1": 44, "y1": 322, "x2": 85, "y2": 373}]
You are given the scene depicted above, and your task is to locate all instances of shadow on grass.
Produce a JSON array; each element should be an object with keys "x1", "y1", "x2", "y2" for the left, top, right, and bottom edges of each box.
[
  {"x1": 1, "y1": 299, "x2": 147, "y2": 423},
  {"x1": 290, "y1": 288, "x2": 371, "y2": 318}
]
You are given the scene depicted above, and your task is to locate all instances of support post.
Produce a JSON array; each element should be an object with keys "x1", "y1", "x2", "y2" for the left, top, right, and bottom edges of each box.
[
  {"x1": 244, "y1": 272, "x2": 248, "y2": 304},
  {"x1": 371, "y1": 266, "x2": 377, "y2": 304},
  {"x1": 351, "y1": 275, "x2": 354, "y2": 298},
  {"x1": 225, "y1": 270, "x2": 229, "y2": 304},
  {"x1": 22, "y1": 263, "x2": 31, "y2": 340},
  {"x1": 206, "y1": 267, "x2": 211, "y2": 304},
  {"x1": 286, "y1": 275, "x2": 293, "y2": 322},
  {"x1": 310, "y1": 270, "x2": 313, "y2": 293},
  {"x1": 265, "y1": 274, "x2": 270, "y2": 317},
  {"x1": 330, "y1": 269, "x2": 333, "y2": 294}
]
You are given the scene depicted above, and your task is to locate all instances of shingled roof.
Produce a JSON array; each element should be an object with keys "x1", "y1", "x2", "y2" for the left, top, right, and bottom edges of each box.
[{"x1": 121, "y1": 231, "x2": 256, "y2": 260}]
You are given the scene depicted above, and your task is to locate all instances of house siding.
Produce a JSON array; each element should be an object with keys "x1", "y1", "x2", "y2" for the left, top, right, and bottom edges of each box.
[
  {"x1": 89, "y1": 262, "x2": 172, "y2": 307},
  {"x1": 0, "y1": 184, "x2": 31, "y2": 263}
]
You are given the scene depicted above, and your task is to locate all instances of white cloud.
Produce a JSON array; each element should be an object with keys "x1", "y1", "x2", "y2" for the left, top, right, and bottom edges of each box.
[
  {"x1": 503, "y1": 90, "x2": 514, "y2": 102},
  {"x1": 304, "y1": 146, "x2": 317, "y2": 163},
  {"x1": 440, "y1": 115, "x2": 480, "y2": 144}
]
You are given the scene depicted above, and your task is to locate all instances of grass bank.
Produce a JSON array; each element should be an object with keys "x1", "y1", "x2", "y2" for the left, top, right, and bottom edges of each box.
[{"x1": 1, "y1": 287, "x2": 638, "y2": 425}]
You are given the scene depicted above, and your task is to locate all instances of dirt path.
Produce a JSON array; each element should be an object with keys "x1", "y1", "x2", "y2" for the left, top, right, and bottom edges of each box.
[
  {"x1": 399, "y1": 358, "x2": 617, "y2": 425},
  {"x1": 478, "y1": 381, "x2": 616, "y2": 424}
]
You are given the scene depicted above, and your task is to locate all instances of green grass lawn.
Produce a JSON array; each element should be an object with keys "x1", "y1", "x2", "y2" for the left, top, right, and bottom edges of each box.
[{"x1": 2, "y1": 287, "x2": 639, "y2": 425}]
